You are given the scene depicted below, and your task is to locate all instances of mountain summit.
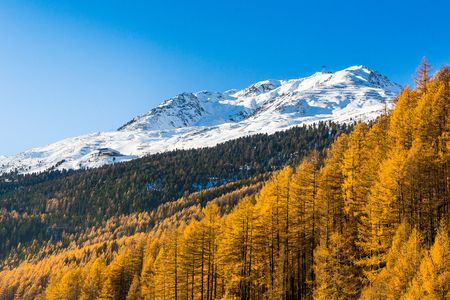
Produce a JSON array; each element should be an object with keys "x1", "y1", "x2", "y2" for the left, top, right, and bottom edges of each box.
[
  {"x1": 0, "y1": 66, "x2": 401, "y2": 175},
  {"x1": 119, "y1": 65, "x2": 399, "y2": 132}
]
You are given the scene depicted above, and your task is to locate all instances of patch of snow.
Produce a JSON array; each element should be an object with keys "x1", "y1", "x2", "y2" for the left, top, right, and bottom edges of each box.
[{"x1": 0, "y1": 66, "x2": 401, "y2": 175}]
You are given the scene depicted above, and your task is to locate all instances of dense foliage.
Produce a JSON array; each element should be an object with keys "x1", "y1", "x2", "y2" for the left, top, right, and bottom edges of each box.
[
  {"x1": 0, "y1": 122, "x2": 347, "y2": 264},
  {"x1": 1, "y1": 61, "x2": 449, "y2": 300}
]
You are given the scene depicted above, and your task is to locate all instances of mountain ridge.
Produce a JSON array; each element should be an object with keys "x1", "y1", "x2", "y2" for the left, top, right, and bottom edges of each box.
[{"x1": 0, "y1": 65, "x2": 401, "y2": 175}]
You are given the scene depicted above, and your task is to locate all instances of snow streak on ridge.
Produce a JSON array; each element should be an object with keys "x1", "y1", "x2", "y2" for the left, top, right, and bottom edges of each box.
[{"x1": 0, "y1": 66, "x2": 401, "y2": 175}]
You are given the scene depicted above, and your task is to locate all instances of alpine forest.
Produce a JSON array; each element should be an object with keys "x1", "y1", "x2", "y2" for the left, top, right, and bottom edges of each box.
[{"x1": 1, "y1": 61, "x2": 450, "y2": 300}]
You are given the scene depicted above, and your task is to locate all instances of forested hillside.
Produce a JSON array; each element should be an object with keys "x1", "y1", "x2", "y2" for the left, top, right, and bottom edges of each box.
[
  {"x1": 0, "y1": 121, "x2": 347, "y2": 267},
  {"x1": 1, "y1": 62, "x2": 450, "y2": 300}
]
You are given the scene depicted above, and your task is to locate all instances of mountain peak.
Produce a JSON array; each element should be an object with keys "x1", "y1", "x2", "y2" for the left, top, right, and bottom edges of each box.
[
  {"x1": 119, "y1": 66, "x2": 400, "y2": 132},
  {"x1": 344, "y1": 64, "x2": 367, "y2": 70},
  {"x1": 234, "y1": 79, "x2": 282, "y2": 97},
  {"x1": 0, "y1": 66, "x2": 401, "y2": 175},
  {"x1": 337, "y1": 65, "x2": 401, "y2": 90}
]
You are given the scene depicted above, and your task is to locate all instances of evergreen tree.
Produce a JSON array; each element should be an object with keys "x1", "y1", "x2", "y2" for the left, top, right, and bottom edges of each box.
[
  {"x1": 342, "y1": 123, "x2": 370, "y2": 219},
  {"x1": 316, "y1": 134, "x2": 348, "y2": 246},
  {"x1": 405, "y1": 223, "x2": 450, "y2": 299},
  {"x1": 313, "y1": 230, "x2": 361, "y2": 300},
  {"x1": 81, "y1": 258, "x2": 105, "y2": 300},
  {"x1": 415, "y1": 57, "x2": 431, "y2": 92},
  {"x1": 126, "y1": 276, "x2": 142, "y2": 300},
  {"x1": 219, "y1": 197, "x2": 257, "y2": 299}
]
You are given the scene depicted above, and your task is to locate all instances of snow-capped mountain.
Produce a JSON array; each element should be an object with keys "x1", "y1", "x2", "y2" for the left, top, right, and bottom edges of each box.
[{"x1": 0, "y1": 66, "x2": 401, "y2": 175}]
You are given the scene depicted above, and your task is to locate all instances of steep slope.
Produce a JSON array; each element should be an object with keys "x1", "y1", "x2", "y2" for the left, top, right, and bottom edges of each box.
[
  {"x1": 0, "y1": 122, "x2": 347, "y2": 266},
  {"x1": 0, "y1": 66, "x2": 400, "y2": 174}
]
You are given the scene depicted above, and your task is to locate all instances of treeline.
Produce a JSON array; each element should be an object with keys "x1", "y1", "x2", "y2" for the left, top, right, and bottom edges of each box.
[
  {"x1": 0, "y1": 178, "x2": 263, "y2": 270},
  {"x1": 0, "y1": 121, "x2": 347, "y2": 263},
  {"x1": 1, "y1": 61, "x2": 449, "y2": 299}
]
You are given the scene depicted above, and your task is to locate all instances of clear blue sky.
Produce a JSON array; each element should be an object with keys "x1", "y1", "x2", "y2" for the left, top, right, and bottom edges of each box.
[{"x1": 0, "y1": 0, "x2": 449, "y2": 155}]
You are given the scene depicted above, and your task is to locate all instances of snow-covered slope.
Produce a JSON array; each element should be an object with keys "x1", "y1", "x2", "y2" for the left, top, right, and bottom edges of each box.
[{"x1": 0, "y1": 66, "x2": 401, "y2": 175}]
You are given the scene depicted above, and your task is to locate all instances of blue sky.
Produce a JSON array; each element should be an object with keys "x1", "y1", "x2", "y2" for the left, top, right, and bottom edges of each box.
[{"x1": 0, "y1": 0, "x2": 449, "y2": 155}]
